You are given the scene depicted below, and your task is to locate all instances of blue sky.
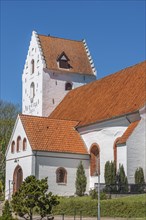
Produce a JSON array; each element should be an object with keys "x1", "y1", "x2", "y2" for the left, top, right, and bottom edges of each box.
[{"x1": 0, "y1": 0, "x2": 145, "y2": 107}]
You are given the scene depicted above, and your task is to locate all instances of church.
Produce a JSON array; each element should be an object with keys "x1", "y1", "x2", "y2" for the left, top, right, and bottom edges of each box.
[{"x1": 5, "y1": 31, "x2": 146, "y2": 199}]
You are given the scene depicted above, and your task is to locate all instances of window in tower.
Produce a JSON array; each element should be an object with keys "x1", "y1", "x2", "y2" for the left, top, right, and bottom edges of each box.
[
  {"x1": 30, "y1": 82, "x2": 35, "y2": 102},
  {"x1": 31, "y1": 59, "x2": 35, "y2": 74},
  {"x1": 57, "y1": 52, "x2": 70, "y2": 69}
]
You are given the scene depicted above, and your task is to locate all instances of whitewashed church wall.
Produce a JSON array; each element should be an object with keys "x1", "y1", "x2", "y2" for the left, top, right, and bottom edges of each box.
[
  {"x1": 42, "y1": 71, "x2": 95, "y2": 117},
  {"x1": 35, "y1": 151, "x2": 90, "y2": 196},
  {"x1": 5, "y1": 117, "x2": 33, "y2": 199},
  {"x1": 127, "y1": 117, "x2": 146, "y2": 183},
  {"x1": 80, "y1": 126, "x2": 127, "y2": 189},
  {"x1": 117, "y1": 145, "x2": 127, "y2": 175},
  {"x1": 22, "y1": 31, "x2": 45, "y2": 116}
]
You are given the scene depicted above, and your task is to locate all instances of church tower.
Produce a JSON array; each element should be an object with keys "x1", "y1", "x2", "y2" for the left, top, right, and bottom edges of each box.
[{"x1": 22, "y1": 31, "x2": 96, "y2": 117}]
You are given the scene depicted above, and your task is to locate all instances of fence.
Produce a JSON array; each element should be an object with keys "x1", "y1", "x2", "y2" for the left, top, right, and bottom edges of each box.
[{"x1": 94, "y1": 183, "x2": 146, "y2": 194}]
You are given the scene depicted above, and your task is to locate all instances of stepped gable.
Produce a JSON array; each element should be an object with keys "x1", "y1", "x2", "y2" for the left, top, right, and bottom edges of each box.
[
  {"x1": 50, "y1": 61, "x2": 146, "y2": 126},
  {"x1": 38, "y1": 34, "x2": 95, "y2": 75},
  {"x1": 20, "y1": 115, "x2": 88, "y2": 154}
]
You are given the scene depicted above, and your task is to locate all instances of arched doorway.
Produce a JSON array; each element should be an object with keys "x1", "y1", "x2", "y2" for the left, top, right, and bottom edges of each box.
[
  {"x1": 90, "y1": 144, "x2": 100, "y2": 176},
  {"x1": 13, "y1": 165, "x2": 23, "y2": 193}
]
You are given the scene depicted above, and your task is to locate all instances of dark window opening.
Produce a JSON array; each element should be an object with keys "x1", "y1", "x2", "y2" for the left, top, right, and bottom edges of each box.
[
  {"x1": 65, "y1": 82, "x2": 72, "y2": 91},
  {"x1": 59, "y1": 60, "x2": 69, "y2": 69},
  {"x1": 56, "y1": 167, "x2": 67, "y2": 184}
]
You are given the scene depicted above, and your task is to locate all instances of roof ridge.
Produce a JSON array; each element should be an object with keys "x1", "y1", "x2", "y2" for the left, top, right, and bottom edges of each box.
[
  {"x1": 38, "y1": 34, "x2": 82, "y2": 43},
  {"x1": 20, "y1": 114, "x2": 80, "y2": 123}
]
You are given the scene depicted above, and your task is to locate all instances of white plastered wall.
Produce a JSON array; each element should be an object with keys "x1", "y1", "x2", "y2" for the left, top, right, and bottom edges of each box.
[
  {"x1": 22, "y1": 31, "x2": 46, "y2": 116},
  {"x1": 5, "y1": 116, "x2": 33, "y2": 199},
  {"x1": 79, "y1": 117, "x2": 129, "y2": 189},
  {"x1": 117, "y1": 145, "x2": 127, "y2": 175},
  {"x1": 42, "y1": 70, "x2": 95, "y2": 116},
  {"x1": 34, "y1": 151, "x2": 90, "y2": 196},
  {"x1": 22, "y1": 31, "x2": 96, "y2": 117},
  {"x1": 127, "y1": 109, "x2": 146, "y2": 183}
]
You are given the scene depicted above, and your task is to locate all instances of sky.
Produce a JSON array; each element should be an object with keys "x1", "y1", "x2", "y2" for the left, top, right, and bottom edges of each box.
[{"x1": 0, "y1": 0, "x2": 145, "y2": 108}]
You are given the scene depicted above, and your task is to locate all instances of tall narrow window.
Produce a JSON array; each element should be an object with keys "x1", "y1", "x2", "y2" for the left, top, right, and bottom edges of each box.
[
  {"x1": 17, "y1": 136, "x2": 21, "y2": 152},
  {"x1": 11, "y1": 141, "x2": 15, "y2": 153},
  {"x1": 90, "y1": 144, "x2": 100, "y2": 176},
  {"x1": 30, "y1": 82, "x2": 35, "y2": 101},
  {"x1": 23, "y1": 138, "x2": 27, "y2": 151},
  {"x1": 56, "y1": 167, "x2": 67, "y2": 184},
  {"x1": 31, "y1": 59, "x2": 34, "y2": 74},
  {"x1": 65, "y1": 82, "x2": 72, "y2": 91}
]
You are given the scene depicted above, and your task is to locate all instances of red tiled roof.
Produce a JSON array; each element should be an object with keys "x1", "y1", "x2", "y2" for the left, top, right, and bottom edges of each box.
[
  {"x1": 20, "y1": 115, "x2": 87, "y2": 154},
  {"x1": 50, "y1": 61, "x2": 146, "y2": 126},
  {"x1": 117, "y1": 120, "x2": 140, "y2": 144},
  {"x1": 38, "y1": 34, "x2": 94, "y2": 75}
]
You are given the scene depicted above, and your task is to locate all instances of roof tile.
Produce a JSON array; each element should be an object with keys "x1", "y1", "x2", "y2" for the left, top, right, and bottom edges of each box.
[
  {"x1": 50, "y1": 61, "x2": 146, "y2": 126},
  {"x1": 117, "y1": 120, "x2": 140, "y2": 144},
  {"x1": 20, "y1": 115, "x2": 88, "y2": 154},
  {"x1": 38, "y1": 34, "x2": 94, "y2": 75}
]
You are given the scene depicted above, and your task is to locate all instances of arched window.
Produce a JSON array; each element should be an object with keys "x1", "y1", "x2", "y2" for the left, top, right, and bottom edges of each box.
[
  {"x1": 56, "y1": 167, "x2": 67, "y2": 184},
  {"x1": 90, "y1": 144, "x2": 100, "y2": 176},
  {"x1": 17, "y1": 136, "x2": 21, "y2": 152},
  {"x1": 11, "y1": 141, "x2": 15, "y2": 153},
  {"x1": 13, "y1": 165, "x2": 23, "y2": 193},
  {"x1": 31, "y1": 59, "x2": 34, "y2": 74},
  {"x1": 113, "y1": 138, "x2": 120, "y2": 171},
  {"x1": 23, "y1": 138, "x2": 27, "y2": 151},
  {"x1": 30, "y1": 82, "x2": 35, "y2": 101},
  {"x1": 65, "y1": 82, "x2": 72, "y2": 91}
]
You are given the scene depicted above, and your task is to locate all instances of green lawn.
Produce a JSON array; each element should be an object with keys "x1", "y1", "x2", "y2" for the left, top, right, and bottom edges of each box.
[{"x1": 53, "y1": 194, "x2": 146, "y2": 218}]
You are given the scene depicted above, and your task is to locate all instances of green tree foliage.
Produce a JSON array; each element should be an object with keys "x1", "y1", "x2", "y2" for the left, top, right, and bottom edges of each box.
[
  {"x1": 104, "y1": 161, "x2": 117, "y2": 192},
  {"x1": 1, "y1": 200, "x2": 13, "y2": 220},
  {"x1": 11, "y1": 175, "x2": 59, "y2": 220},
  {"x1": 0, "y1": 100, "x2": 20, "y2": 184},
  {"x1": 134, "y1": 167, "x2": 145, "y2": 192},
  {"x1": 0, "y1": 180, "x2": 3, "y2": 193},
  {"x1": 117, "y1": 164, "x2": 128, "y2": 193},
  {"x1": 75, "y1": 161, "x2": 87, "y2": 196}
]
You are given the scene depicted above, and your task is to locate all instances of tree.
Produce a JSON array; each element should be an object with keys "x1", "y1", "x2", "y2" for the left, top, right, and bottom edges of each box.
[
  {"x1": 75, "y1": 161, "x2": 87, "y2": 196},
  {"x1": 11, "y1": 176, "x2": 59, "y2": 220},
  {"x1": 117, "y1": 164, "x2": 128, "y2": 193},
  {"x1": 0, "y1": 100, "x2": 20, "y2": 184},
  {"x1": 104, "y1": 161, "x2": 117, "y2": 192},
  {"x1": 134, "y1": 167, "x2": 145, "y2": 193}
]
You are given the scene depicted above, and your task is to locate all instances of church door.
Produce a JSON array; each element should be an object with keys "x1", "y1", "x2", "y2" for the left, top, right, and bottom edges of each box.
[{"x1": 13, "y1": 165, "x2": 23, "y2": 193}]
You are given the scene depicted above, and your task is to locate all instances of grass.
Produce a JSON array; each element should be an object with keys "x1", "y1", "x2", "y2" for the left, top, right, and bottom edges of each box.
[{"x1": 53, "y1": 194, "x2": 146, "y2": 218}]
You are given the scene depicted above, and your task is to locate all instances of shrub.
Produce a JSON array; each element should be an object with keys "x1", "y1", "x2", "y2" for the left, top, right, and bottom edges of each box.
[
  {"x1": 75, "y1": 161, "x2": 87, "y2": 196},
  {"x1": 89, "y1": 189, "x2": 107, "y2": 200},
  {"x1": 134, "y1": 167, "x2": 145, "y2": 193},
  {"x1": 104, "y1": 161, "x2": 117, "y2": 193},
  {"x1": 117, "y1": 164, "x2": 128, "y2": 193}
]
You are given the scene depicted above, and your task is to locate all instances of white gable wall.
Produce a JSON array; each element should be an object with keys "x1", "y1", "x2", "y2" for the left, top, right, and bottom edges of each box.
[
  {"x1": 127, "y1": 115, "x2": 146, "y2": 183},
  {"x1": 34, "y1": 151, "x2": 89, "y2": 196},
  {"x1": 22, "y1": 31, "x2": 45, "y2": 116},
  {"x1": 5, "y1": 117, "x2": 33, "y2": 199},
  {"x1": 22, "y1": 31, "x2": 96, "y2": 117}
]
